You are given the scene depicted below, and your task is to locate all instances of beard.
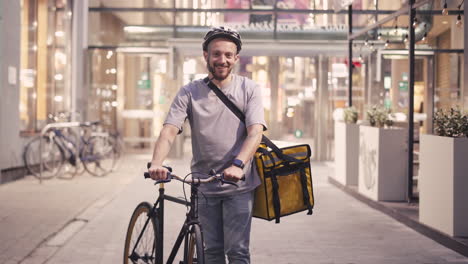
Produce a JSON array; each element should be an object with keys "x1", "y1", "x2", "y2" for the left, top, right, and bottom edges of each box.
[{"x1": 207, "y1": 61, "x2": 232, "y2": 81}]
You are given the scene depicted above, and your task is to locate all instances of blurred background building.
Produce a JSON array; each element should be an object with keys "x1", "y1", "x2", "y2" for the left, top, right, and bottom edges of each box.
[{"x1": 0, "y1": 0, "x2": 466, "y2": 183}]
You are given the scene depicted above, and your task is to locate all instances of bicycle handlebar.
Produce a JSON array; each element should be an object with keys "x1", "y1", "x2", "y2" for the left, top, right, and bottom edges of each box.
[{"x1": 144, "y1": 163, "x2": 245, "y2": 187}]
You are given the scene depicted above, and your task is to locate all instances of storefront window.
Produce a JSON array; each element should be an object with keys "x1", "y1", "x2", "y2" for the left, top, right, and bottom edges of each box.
[
  {"x1": 19, "y1": 0, "x2": 39, "y2": 132},
  {"x1": 88, "y1": 48, "x2": 118, "y2": 130},
  {"x1": 278, "y1": 57, "x2": 314, "y2": 139},
  {"x1": 19, "y1": 0, "x2": 71, "y2": 133}
]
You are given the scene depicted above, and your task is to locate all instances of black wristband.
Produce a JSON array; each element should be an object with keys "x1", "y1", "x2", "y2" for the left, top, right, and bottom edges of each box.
[{"x1": 232, "y1": 158, "x2": 245, "y2": 169}]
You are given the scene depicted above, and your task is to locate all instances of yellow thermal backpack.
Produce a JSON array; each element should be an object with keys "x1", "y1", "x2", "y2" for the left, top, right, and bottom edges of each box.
[
  {"x1": 253, "y1": 141, "x2": 314, "y2": 223},
  {"x1": 204, "y1": 76, "x2": 314, "y2": 223}
]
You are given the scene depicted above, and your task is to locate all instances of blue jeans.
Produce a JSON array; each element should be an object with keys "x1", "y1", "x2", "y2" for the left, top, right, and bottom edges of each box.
[{"x1": 197, "y1": 191, "x2": 254, "y2": 264}]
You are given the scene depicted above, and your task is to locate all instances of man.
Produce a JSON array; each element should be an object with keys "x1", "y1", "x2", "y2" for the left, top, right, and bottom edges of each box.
[{"x1": 148, "y1": 26, "x2": 266, "y2": 264}]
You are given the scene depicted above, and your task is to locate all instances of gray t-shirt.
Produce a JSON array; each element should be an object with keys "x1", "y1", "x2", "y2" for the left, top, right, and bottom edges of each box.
[{"x1": 164, "y1": 75, "x2": 267, "y2": 197}]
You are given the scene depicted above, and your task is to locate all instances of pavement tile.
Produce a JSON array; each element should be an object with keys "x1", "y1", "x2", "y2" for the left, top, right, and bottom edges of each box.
[{"x1": 1, "y1": 150, "x2": 468, "y2": 263}]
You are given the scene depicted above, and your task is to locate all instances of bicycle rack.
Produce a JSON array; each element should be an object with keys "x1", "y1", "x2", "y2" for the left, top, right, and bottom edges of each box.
[{"x1": 39, "y1": 122, "x2": 81, "y2": 183}]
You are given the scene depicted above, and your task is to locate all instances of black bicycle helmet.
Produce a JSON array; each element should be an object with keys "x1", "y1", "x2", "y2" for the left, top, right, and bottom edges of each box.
[{"x1": 202, "y1": 26, "x2": 242, "y2": 54}]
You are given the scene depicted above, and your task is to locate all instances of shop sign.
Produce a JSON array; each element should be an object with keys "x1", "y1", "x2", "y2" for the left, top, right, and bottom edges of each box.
[
  {"x1": 138, "y1": 79, "x2": 151, "y2": 90},
  {"x1": 224, "y1": 22, "x2": 348, "y2": 33},
  {"x1": 398, "y1": 81, "x2": 408, "y2": 91}
]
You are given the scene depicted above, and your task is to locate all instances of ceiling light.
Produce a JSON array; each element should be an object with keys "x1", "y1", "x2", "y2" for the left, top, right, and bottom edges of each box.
[{"x1": 442, "y1": 2, "x2": 449, "y2": 15}]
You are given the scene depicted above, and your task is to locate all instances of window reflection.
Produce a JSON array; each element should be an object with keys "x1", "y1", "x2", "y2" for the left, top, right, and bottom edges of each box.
[{"x1": 20, "y1": 0, "x2": 71, "y2": 132}]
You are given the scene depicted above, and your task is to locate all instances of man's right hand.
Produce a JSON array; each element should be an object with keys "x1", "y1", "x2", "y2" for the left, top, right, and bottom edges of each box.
[{"x1": 148, "y1": 165, "x2": 170, "y2": 181}]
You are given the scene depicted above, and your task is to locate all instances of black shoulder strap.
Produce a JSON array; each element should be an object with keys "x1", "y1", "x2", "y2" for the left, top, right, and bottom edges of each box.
[
  {"x1": 203, "y1": 77, "x2": 302, "y2": 164},
  {"x1": 204, "y1": 77, "x2": 246, "y2": 122}
]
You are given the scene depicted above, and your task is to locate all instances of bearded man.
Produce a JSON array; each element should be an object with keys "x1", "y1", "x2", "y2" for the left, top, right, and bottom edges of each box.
[{"x1": 148, "y1": 26, "x2": 266, "y2": 264}]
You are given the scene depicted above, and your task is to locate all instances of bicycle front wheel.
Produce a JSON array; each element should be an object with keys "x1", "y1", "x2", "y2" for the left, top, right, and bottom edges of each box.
[
  {"x1": 185, "y1": 224, "x2": 205, "y2": 264},
  {"x1": 23, "y1": 135, "x2": 64, "y2": 179},
  {"x1": 82, "y1": 136, "x2": 116, "y2": 177},
  {"x1": 123, "y1": 202, "x2": 158, "y2": 264}
]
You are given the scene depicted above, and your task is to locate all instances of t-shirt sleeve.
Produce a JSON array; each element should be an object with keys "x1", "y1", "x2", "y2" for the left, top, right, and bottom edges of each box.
[
  {"x1": 245, "y1": 82, "x2": 267, "y2": 131},
  {"x1": 164, "y1": 86, "x2": 190, "y2": 134}
]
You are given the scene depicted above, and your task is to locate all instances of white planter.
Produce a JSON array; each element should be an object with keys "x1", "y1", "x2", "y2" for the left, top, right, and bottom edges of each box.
[
  {"x1": 358, "y1": 126, "x2": 407, "y2": 201},
  {"x1": 334, "y1": 122, "x2": 359, "y2": 186},
  {"x1": 419, "y1": 134, "x2": 468, "y2": 237}
]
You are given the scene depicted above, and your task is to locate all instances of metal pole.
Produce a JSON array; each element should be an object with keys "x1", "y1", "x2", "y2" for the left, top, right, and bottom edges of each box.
[
  {"x1": 348, "y1": 5, "x2": 353, "y2": 107},
  {"x1": 407, "y1": 0, "x2": 415, "y2": 202},
  {"x1": 39, "y1": 135, "x2": 43, "y2": 184}
]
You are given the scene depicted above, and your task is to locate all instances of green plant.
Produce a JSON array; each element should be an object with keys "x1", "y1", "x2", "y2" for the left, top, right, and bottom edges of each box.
[
  {"x1": 433, "y1": 107, "x2": 468, "y2": 138},
  {"x1": 365, "y1": 105, "x2": 394, "y2": 128},
  {"x1": 343, "y1": 106, "x2": 358, "y2": 124}
]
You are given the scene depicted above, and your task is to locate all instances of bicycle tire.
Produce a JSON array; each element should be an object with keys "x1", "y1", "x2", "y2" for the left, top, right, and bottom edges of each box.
[
  {"x1": 185, "y1": 224, "x2": 205, "y2": 264},
  {"x1": 82, "y1": 136, "x2": 116, "y2": 177},
  {"x1": 23, "y1": 135, "x2": 64, "y2": 179},
  {"x1": 123, "y1": 202, "x2": 158, "y2": 264},
  {"x1": 56, "y1": 128, "x2": 85, "y2": 178}
]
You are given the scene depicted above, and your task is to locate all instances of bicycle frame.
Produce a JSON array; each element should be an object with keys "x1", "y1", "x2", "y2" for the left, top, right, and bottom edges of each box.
[
  {"x1": 131, "y1": 182, "x2": 202, "y2": 264},
  {"x1": 54, "y1": 128, "x2": 109, "y2": 165},
  {"x1": 52, "y1": 129, "x2": 80, "y2": 162}
]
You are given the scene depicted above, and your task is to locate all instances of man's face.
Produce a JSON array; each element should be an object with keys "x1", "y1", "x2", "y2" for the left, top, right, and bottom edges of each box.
[{"x1": 204, "y1": 38, "x2": 239, "y2": 81}]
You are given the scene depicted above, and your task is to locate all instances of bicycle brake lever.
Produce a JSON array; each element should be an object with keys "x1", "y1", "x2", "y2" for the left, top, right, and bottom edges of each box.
[
  {"x1": 154, "y1": 175, "x2": 172, "y2": 185},
  {"x1": 219, "y1": 173, "x2": 242, "y2": 187},
  {"x1": 220, "y1": 179, "x2": 239, "y2": 187}
]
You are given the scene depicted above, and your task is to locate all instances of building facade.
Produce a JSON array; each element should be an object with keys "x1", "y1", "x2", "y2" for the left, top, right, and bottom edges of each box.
[{"x1": 0, "y1": 0, "x2": 466, "y2": 183}]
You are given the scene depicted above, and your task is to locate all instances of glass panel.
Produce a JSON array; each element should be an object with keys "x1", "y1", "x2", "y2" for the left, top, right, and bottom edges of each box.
[
  {"x1": 48, "y1": 10, "x2": 69, "y2": 118},
  {"x1": 175, "y1": 12, "x2": 215, "y2": 26},
  {"x1": 278, "y1": 57, "x2": 316, "y2": 139},
  {"x1": 88, "y1": 12, "x2": 174, "y2": 46},
  {"x1": 225, "y1": 0, "x2": 252, "y2": 9},
  {"x1": 88, "y1": 48, "x2": 118, "y2": 130},
  {"x1": 89, "y1": 49, "x2": 173, "y2": 144},
  {"x1": 20, "y1": 0, "x2": 71, "y2": 132},
  {"x1": 20, "y1": 0, "x2": 39, "y2": 132},
  {"x1": 89, "y1": 0, "x2": 173, "y2": 8},
  {"x1": 251, "y1": 0, "x2": 275, "y2": 9},
  {"x1": 377, "y1": 0, "x2": 401, "y2": 10},
  {"x1": 178, "y1": 0, "x2": 273, "y2": 9},
  {"x1": 435, "y1": 53, "x2": 463, "y2": 110},
  {"x1": 352, "y1": 0, "x2": 376, "y2": 10}
]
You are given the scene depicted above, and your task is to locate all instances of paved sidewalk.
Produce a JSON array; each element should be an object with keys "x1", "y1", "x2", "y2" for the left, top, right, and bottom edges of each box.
[
  {"x1": 0, "y1": 153, "x2": 147, "y2": 263},
  {"x1": 1, "y1": 150, "x2": 468, "y2": 263}
]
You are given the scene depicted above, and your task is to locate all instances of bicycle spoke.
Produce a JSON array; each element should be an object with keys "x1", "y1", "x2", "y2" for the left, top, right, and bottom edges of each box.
[{"x1": 124, "y1": 202, "x2": 158, "y2": 264}]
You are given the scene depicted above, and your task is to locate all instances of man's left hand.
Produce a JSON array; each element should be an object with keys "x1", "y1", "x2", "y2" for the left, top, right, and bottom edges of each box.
[{"x1": 223, "y1": 166, "x2": 244, "y2": 182}]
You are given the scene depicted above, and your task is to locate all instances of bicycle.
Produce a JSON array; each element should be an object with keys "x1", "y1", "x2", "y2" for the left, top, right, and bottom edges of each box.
[
  {"x1": 123, "y1": 164, "x2": 241, "y2": 264},
  {"x1": 23, "y1": 121, "x2": 118, "y2": 179}
]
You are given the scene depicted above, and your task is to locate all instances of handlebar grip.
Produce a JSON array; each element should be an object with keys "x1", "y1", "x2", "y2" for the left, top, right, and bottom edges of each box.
[
  {"x1": 143, "y1": 172, "x2": 172, "y2": 183},
  {"x1": 144, "y1": 162, "x2": 173, "y2": 184},
  {"x1": 147, "y1": 162, "x2": 172, "y2": 172}
]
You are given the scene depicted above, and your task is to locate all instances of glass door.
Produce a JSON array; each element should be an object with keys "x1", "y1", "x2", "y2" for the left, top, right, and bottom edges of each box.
[
  {"x1": 88, "y1": 48, "x2": 173, "y2": 149},
  {"x1": 117, "y1": 51, "x2": 171, "y2": 149}
]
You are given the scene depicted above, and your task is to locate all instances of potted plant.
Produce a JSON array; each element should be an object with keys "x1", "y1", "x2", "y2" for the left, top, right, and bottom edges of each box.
[
  {"x1": 334, "y1": 107, "x2": 360, "y2": 186},
  {"x1": 358, "y1": 105, "x2": 407, "y2": 201},
  {"x1": 419, "y1": 107, "x2": 468, "y2": 237}
]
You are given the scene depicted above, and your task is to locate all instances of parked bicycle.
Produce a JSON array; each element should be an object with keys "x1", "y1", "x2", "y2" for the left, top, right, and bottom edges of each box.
[
  {"x1": 23, "y1": 121, "x2": 118, "y2": 179},
  {"x1": 123, "y1": 164, "x2": 241, "y2": 264}
]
